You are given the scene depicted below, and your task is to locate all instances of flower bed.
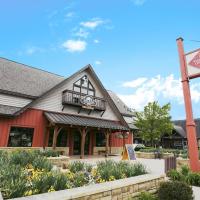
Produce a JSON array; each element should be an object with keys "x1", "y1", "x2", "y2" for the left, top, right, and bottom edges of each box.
[
  {"x1": 0, "y1": 150, "x2": 147, "y2": 199},
  {"x1": 167, "y1": 165, "x2": 200, "y2": 187}
]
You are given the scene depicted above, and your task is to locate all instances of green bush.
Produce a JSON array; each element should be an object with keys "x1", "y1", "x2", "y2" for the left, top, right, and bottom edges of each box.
[
  {"x1": 186, "y1": 172, "x2": 200, "y2": 187},
  {"x1": 181, "y1": 165, "x2": 190, "y2": 177},
  {"x1": 137, "y1": 192, "x2": 158, "y2": 200},
  {"x1": 0, "y1": 164, "x2": 27, "y2": 199},
  {"x1": 72, "y1": 172, "x2": 90, "y2": 187},
  {"x1": 96, "y1": 160, "x2": 147, "y2": 181},
  {"x1": 68, "y1": 161, "x2": 85, "y2": 173},
  {"x1": 167, "y1": 165, "x2": 200, "y2": 187},
  {"x1": 40, "y1": 150, "x2": 61, "y2": 157},
  {"x1": 167, "y1": 169, "x2": 183, "y2": 181},
  {"x1": 158, "y1": 181, "x2": 193, "y2": 200}
]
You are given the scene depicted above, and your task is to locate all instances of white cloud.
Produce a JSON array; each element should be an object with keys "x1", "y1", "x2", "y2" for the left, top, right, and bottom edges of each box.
[
  {"x1": 94, "y1": 39, "x2": 100, "y2": 44},
  {"x1": 80, "y1": 18, "x2": 104, "y2": 29},
  {"x1": 131, "y1": 0, "x2": 146, "y2": 6},
  {"x1": 62, "y1": 40, "x2": 87, "y2": 52},
  {"x1": 122, "y1": 77, "x2": 147, "y2": 88},
  {"x1": 95, "y1": 60, "x2": 101, "y2": 65},
  {"x1": 119, "y1": 74, "x2": 200, "y2": 110}
]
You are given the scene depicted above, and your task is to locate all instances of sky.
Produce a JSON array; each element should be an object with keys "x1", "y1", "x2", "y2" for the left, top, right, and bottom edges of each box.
[{"x1": 1, "y1": 0, "x2": 200, "y2": 120}]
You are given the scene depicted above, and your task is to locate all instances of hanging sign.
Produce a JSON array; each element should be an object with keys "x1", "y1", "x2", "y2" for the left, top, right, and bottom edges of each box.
[
  {"x1": 122, "y1": 144, "x2": 136, "y2": 160},
  {"x1": 185, "y1": 49, "x2": 200, "y2": 78},
  {"x1": 80, "y1": 95, "x2": 96, "y2": 109}
]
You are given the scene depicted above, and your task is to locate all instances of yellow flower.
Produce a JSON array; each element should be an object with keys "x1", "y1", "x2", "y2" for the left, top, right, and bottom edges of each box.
[
  {"x1": 48, "y1": 186, "x2": 55, "y2": 193},
  {"x1": 109, "y1": 176, "x2": 115, "y2": 181},
  {"x1": 24, "y1": 190, "x2": 33, "y2": 196}
]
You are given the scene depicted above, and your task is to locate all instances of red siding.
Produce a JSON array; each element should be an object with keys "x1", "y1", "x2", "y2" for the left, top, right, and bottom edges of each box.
[
  {"x1": 0, "y1": 109, "x2": 47, "y2": 147},
  {"x1": 110, "y1": 132, "x2": 133, "y2": 147}
]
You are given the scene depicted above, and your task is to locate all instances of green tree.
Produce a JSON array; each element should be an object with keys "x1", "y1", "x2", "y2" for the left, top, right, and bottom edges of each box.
[{"x1": 135, "y1": 101, "x2": 173, "y2": 147}]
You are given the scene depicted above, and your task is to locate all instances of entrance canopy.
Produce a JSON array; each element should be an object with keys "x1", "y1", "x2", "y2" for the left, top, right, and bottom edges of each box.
[{"x1": 44, "y1": 111, "x2": 129, "y2": 131}]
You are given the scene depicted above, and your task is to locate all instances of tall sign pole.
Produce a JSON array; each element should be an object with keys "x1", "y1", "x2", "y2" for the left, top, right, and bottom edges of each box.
[{"x1": 176, "y1": 37, "x2": 200, "y2": 172}]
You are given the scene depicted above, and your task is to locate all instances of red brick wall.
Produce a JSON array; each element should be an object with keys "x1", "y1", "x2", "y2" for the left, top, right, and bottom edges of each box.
[{"x1": 0, "y1": 109, "x2": 47, "y2": 147}]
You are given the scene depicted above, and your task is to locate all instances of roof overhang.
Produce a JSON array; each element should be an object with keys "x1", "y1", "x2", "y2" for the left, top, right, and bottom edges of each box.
[{"x1": 44, "y1": 111, "x2": 129, "y2": 131}]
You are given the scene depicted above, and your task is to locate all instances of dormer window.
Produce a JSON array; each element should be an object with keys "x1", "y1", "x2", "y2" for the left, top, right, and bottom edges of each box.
[{"x1": 73, "y1": 75, "x2": 95, "y2": 96}]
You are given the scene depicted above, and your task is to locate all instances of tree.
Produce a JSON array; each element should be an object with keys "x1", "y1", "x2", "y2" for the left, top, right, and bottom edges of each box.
[{"x1": 135, "y1": 101, "x2": 173, "y2": 147}]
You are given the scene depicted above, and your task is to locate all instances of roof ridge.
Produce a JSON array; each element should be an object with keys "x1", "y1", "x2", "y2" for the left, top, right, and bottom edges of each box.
[{"x1": 0, "y1": 56, "x2": 65, "y2": 78}]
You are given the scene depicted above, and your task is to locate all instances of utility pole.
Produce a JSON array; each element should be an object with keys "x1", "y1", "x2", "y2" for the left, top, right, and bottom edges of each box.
[{"x1": 176, "y1": 37, "x2": 200, "y2": 172}]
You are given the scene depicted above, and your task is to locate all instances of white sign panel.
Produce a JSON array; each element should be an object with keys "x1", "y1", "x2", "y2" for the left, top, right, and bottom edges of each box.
[{"x1": 185, "y1": 49, "x2": 200, "y2": 78}]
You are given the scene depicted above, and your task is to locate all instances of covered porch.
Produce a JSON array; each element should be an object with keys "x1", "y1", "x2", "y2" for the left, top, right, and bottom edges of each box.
[{"x1": 43, "y1": 111, "x2": 129, "y2": 159}]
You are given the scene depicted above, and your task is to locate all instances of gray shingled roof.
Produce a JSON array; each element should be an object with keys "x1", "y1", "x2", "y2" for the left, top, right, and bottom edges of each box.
[
  {"x1": 0, "y1": 104, "x2": 21, "y2": 116},
  {"x1": 45, "y1": 111, "x2": 129, "y2": 130},
  {"x1": 173, "y1": 125, "x2": 186, "y2": 138},
  {"x1": 107, "y1": 90, "x2": 135, "y2": 116},
  {"x1": 0, "y1": 57, "x2": 64, "y2": 98},
  {"x1": 173, "y1": 119, "x2": 200, "y2": 138}
]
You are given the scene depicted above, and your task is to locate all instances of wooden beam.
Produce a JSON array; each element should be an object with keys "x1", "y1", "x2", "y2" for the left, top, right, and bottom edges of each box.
[
  {"x1": 79, "y1": 128, "x2": 87, "y2": 159},
  {"x1": 52, "y1": 126, "x2": 63, "y2": 150},
  {"x1": 43, "y1": 127, "x2": 49, "y2": 150},
  {"x1": 122, "y1": 132, "x2": 127, "y2": 148},
  {"x1": 104, "y1": 130, "x2": 110, "y2": 157}
]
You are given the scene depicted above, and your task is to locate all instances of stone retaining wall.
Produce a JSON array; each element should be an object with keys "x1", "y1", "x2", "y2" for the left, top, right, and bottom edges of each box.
[
  {"x1": 9, "y1": 174, "x2": 165, "y2": 200},
  {"x1": 47, "y1": 156, "x2": 69, "y2": 168},
  {"x1": 135, "y1": 152, "x2": 173, "y2": 159}
]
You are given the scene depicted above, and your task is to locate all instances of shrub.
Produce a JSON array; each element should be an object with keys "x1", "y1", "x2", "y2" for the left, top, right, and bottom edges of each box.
[
  {"x1": 186, "y1": 172, "x2": 200, "y2": 187},
  {"x1": 167, "y1": 169, "x2": 183, "y2": 181},
  {"x1": 157, "y1": 181, "x2": 194, "y2": 200},
  {"x1": 96, "y1": 160, "x2": 147, "y2": 181},
  {"x1": 137, "y1": 192, "x2": 158, "y2": 200},
  {"x1": 0, "y1": 164, "x2": 27, "y2": 199},
  {"x1": 181, "y1": 165, "x2": 190, "y2": 177},
  {"x1": 40, "y1": 150, "x2": 61, "y2": 157},
  {"x1": 68, "y1": 161, "x2": 85, "y2": 173},
  {"x1": 72, "y1": 172, "x2": 90, "y2": 187}
]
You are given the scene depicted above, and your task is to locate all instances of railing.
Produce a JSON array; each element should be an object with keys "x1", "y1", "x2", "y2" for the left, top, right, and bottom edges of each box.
[{"x1": 62, "y1": 90, "x2": 106, "y2": 111}]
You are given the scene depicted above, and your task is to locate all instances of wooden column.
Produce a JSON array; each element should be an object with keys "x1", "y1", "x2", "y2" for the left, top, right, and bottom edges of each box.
[
  {"x1": 122, "y1": 132, "x2": 126, "y2": 148},
  {"x1": 104, "y1": 130, "x2": 110, "y2": 157},
  {"x1": 52, "y1": 126, "x2": 62, "y2": 150},
  {"x1": 43, "y1": 127, "x2": 49, "y2": 150},
  {"x1": 80, "y1": 128, "x2": 87, "y2": 159}
]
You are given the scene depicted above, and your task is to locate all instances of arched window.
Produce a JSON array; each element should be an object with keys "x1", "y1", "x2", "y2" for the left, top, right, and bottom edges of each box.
[{"x1": 73, "y1": 75, "x2": 95, "y2": 96}]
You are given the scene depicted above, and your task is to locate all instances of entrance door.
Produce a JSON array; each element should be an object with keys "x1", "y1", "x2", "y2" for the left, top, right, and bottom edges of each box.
[{"x1": 73, "y1": 131, "x2": 90, "y2": 155}]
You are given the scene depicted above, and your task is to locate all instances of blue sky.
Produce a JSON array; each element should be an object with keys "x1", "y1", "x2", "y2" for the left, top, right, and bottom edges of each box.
[{"x1": 1, "y1": 0, "x2": 200, "y2": 119}]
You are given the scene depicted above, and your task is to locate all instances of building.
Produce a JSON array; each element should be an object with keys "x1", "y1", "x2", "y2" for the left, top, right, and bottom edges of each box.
[
  {"x1": 0, "y1": 57, "x2": 135, "y2": 158},
  {"x1": 134, "y1": 118, "x2": 200, "y2": 149},
  {"x1": 161, "y1": 119, "x2": 200, "y2": 149}
]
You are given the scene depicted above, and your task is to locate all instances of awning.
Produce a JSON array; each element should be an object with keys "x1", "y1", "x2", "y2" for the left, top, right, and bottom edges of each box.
[{"x1": 44, "y1": 111, "x2": 129, "y2": 131}]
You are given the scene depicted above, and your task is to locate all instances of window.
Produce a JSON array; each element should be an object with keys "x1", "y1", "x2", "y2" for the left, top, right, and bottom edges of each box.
[
  {"x1": 8, "y1": 127, "x2": 34, "y2": 147},
  {"x1": 96, "y1": 132, "x2": 106, "y2": 147},
  {"x1": 57, "y1": 129, "x2": 68, "y2": 147},
  {"x1": 73, "y1": 75, "x2": 95, "y2": 96},
  {"x1": 48, "y1": 128, "x2": 68, "y2": 147}
]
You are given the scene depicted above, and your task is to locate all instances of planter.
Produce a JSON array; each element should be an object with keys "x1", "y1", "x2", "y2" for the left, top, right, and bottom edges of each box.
[
  {"x1": 136, "y1": 152, "x2": 174, "y2": 159},
  {"x1": 47, "y1": 156, "x2": 70, "y2": 168},
  {"x1": 8, "y1": 174, "x2": 165, "y2": 200}
]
